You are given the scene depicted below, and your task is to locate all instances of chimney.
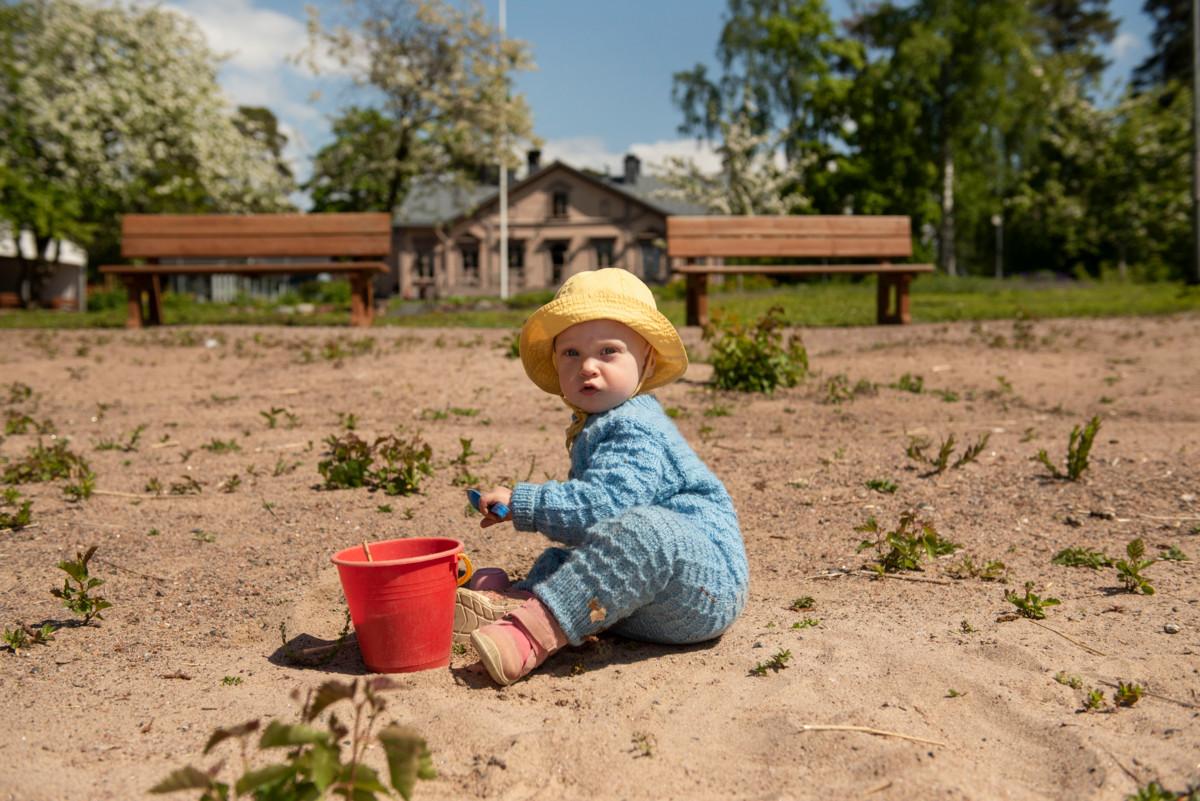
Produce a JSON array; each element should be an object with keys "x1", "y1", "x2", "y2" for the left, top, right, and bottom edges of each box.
[
  {"x1": 527, "y1": 149, "x2": 542, "y2": 174},
  {"x1": 623, "y1": 153, "x2": 640, "y2": 185}
]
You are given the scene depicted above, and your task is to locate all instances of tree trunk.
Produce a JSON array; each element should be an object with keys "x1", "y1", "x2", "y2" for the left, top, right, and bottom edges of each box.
[
  {"x1": 384, "y1": 127, "x2": 413, "y2": 213},
  {"x1": 940, "y1": 143, "x2": 956, "y2": 277}
]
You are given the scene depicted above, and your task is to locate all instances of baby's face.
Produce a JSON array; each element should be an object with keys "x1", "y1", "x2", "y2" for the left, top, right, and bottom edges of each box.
[{"x1": 554, "y1": 319, "x2": 651, "y2": 414}]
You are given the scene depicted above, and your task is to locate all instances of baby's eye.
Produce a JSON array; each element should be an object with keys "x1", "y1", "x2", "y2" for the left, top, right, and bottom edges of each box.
[
  {"x1": 601, "y1": 346, "x2": 619, "y2": 355},
  {"x1": 561, "y1": 348, "x2": 579, "y2": 358}
]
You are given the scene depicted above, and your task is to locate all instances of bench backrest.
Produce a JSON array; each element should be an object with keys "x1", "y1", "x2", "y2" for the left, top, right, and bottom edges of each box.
[
  {"x1": 666, "y1": 215, "x2": 913, "y2": 260},
  {"x1": 120, "y1": 213, "x2": 391, "y2": 260}
]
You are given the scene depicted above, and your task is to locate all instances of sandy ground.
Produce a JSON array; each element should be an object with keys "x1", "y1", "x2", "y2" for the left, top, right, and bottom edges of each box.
[{"x1": 0, "y1": 315, "x2": 1197, "y2": 801}]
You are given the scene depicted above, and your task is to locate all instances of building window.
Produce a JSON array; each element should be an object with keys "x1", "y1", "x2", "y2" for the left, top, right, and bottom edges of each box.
[
  {"x1": 459, "y1": 242, "x2": 479, "y2": 285},
  {"x1": 414, "y1": 246, "x2": 435, "y2": 279},
  {"x1": 552, "y1": 190, "x2": 569, "y2": 218},
  {"x1": 592, "y1": 238, "x2": 615, "y2": 269},
  {"x1": 640, "y1": 242, "x2": 663, "y2": 282},
  {"x1": 507, "y1": 239, "x2": 525, "y2": 286},
  {"x1": 547, "y1": 240, "x2": 569, "y2": 285}
]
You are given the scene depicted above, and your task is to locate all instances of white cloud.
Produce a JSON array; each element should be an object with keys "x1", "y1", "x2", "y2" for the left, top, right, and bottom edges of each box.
[
  {"x1": 1111, "y1": 32, "x2": 1142, "y2": 63},
  {"x1": 167, "y1": 0, "x2": 308, "y2": 72},
  {"x1": 539, "y1": 136, "x2": 722, "y2": 175}
]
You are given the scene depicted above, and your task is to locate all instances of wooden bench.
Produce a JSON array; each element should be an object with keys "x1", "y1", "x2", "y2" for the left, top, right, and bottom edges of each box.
[
  {"x1": 666, "y1": 215, "x2": 934, "y2": 326},
  {"x1": 100, "y1": 213, "x2": 391, "y2": 328}
]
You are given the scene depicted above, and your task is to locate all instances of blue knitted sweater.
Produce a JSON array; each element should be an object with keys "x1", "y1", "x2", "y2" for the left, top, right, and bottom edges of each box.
[{"x1": 509, "y1": 394, "x2": 748, "y2": 643}]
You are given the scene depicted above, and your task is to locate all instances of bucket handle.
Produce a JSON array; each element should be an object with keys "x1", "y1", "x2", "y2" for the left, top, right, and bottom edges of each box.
[{"x1": 456, "y1": 552, "x2": 474, "y2": 587}]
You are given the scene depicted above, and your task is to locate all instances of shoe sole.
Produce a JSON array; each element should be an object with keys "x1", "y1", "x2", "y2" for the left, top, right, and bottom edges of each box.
[
  {"x1": 470, "y1": 629, "x2": 513, "y2": 686},
  {"x1": 453, "y1": 589, "x2": 526, "y2": 645}
]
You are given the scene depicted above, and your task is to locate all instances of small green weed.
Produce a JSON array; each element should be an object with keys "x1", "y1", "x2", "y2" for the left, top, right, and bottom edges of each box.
[
  {"x1": 1158, "y1": 545, "x2": 1188, "y2": 562},
  {"x1": 3, "y1": 622, "x2": 55, "y2": 654},
  {"x1": 1051, "y1": 547, "x2": 1112, "y2": 569},
  {"x1": 703, "y1": 403, "x2": 731, "y2": 418},
  {"x1": 1113, "y1": 680, "x2": 1144, "y2": 707},
  {"x1": 96, "y1": 424, "x2": 147, "y2": 452},
  {"x1": 1126, "y1": 782, "x2": 1200, "y2": 801},
  {"x1": 1054, "y1": 671, "x2": 1083, "y2": 690},
  {"x1": 1005, "y1": 582, "x2": 1060, "y2": 619},
  {"x1": 891, "y1": 373, "x2": 924, "y2": 393},
  {"x1": 2, "y1": 440, "x2": 92, "y2": 487},
  {"x1": 221, "y1": 675, "x2": 243, "y2": 686},
  {"x1": 1036, "y1": 415, "x2": 1101, "y2": 480},
  {"x1": 1083, "y1": 688, "x2": 1106, "y2": 711},
  {"x1": 200, "y1": 438, "x2": 241, "y2": 454},
  {"x1": 260, "y1": 407, "x2": 300, "y2": 429},
  {"x1": 788, "y1": 596, "x2": 815, "y2": 611},
  {"x1": 337, "y1": 411, "x2": 359, "y2": 430},
  {"x1": 218, "y1": 474, "x2": 242, "y2": 494},
  {"x1": 822, "y1": 373, "x2": 876, "y2": 404},
  {"x1": 1115, "y1": 538, "x2": 1155, "y2": 595},
  {"x1": 703, "y1": 307, "x2": 807, "y2": 394},
  {"x1": 500, "y1": 329, "x2": 520, "y2": 359},
  {"x1": 864, "y1": 478, "x2": 898, "y2": 494},
  {"x1": 791, "y1": 618, "x2": 819, "y2": 630},
  {"x1": 749, "y1": 648, "x2": 792, "y2": 676},
  {"x1": 319, "y1": 432, "x2": 433, "y2": 496},
  {"x1": 0, "y1": 488, "x2": 33, "y2": 530},
  {"x1": 906, "y1": 432, "x2": 990, "y2": 475},
  {"x1": 856, "y1": 512, "x2": 959, "y2": 574},
  {"x1": 169, "y1": 476, "x2": 203, "y2": 495},
  {"x1": 273, "y1": 456, "x2": 302, "y2": 477},
  {"x1": 51, "y1": 546, "x2": 112, "y2": 624},
  {"x1": 945, "y1": 689, "x2": 965, "y2": 698},
  {"x1": 945, "y1": 555, "x2": 1007, "y2": 582},
  {"x1": 150, "y1": 678, "x2": 435, "y2": 801}
]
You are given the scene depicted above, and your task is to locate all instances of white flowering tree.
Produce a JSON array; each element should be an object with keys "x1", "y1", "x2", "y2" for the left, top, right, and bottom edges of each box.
[
  {"x1": 0, "y1": 0, "x2": 296, "y2": 306},
  {"x1": 654, "y1": 108, "x2": 812, "y2": 216},
  {"x1": 298, "y1": 0, "x2": 539, "y2": 212}
]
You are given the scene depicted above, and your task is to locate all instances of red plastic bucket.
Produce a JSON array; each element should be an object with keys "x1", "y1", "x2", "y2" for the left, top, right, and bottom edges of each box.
[{"x1": 331, "y1": 537, "x2": 473, "y2": 673}]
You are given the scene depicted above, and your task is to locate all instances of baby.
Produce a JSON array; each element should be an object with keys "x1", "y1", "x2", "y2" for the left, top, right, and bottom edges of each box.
[{"x1": 457, "y1": 268, "x2": 748, "y2": 685}]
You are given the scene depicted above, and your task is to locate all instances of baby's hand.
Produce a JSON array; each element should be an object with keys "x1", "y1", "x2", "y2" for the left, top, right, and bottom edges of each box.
[{"x1": 478, "y1": 487, "x2": 513, "y2": 528}]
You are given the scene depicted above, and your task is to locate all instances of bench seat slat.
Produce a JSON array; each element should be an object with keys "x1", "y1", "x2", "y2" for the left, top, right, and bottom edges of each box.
[
  {"x1": 668, "y1": 236, "x2": 913, "y2": 259},
  {"x1": 668, "y1": 215, "x2": 911, "y2": 237},
  {"x1": 100, "y1": 261, "x2": 387, "y2": 276},
  {"x1": 672, "y1": 263, "x2": 934, "y2": 275},
  {"x1": 121, "y1": 213, "x2": 391, "y2": 237},
  {"x1": 122, "y1": 235, "x2": 389, "y2": 259}
]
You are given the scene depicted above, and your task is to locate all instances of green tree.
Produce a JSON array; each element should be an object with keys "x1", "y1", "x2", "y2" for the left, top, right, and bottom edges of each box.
[
  {"x1": 0, "y1": 0, "x2": 295, "y2": 305},
  {"x1": 233, "y1": 106, "x2": 294, "y2": 182},
  {"x1": 298, "y1": 0, "x2": 538, "y2": 213},
  {"x1": 1133, "y1": 0, "x2": 1193, "y2": 91}
]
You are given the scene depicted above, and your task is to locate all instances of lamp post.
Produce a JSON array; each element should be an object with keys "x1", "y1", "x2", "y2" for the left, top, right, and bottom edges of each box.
[
  {"x1": 1191, "y1": 0, "x2": 1200, "y2": 283},
  {"x1": 498, "y1": 0, "x2": 509, "y2": 300}
]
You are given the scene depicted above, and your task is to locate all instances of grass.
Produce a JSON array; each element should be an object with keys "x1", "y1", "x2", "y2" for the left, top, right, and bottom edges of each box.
[{"x1": 2, "y1": 275, "x2": 1197, "y2": 330}]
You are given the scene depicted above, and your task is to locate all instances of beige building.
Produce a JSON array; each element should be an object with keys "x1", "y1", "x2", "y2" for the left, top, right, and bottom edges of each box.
[{"x1": 387, "y1": 152, "x2": 707, "y2": 298}]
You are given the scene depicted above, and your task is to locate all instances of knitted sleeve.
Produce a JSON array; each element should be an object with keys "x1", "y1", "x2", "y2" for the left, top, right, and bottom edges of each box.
[{"x1": 509, "y1": 417, "x2": 674, "y2": 545}]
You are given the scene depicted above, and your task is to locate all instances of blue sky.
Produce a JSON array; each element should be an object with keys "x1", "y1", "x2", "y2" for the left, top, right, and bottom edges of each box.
[{"x1": 166, "y1": 0, "x2": 1155, "y2": 194}]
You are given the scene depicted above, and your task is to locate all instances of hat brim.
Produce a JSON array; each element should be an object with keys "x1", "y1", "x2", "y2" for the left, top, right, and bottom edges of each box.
[{"x1": 520, "y1": 289, "x2": 688, "y2": 396}]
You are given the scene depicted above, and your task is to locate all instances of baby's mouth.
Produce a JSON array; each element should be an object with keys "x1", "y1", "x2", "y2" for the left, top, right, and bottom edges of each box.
[{"x1": 579, "y1": 383, "x2": 599, "y2": 395}]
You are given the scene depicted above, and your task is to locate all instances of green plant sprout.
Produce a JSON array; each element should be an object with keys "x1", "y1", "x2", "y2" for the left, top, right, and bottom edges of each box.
[
  {"x1": 273, "y1": 456, "x2": 302, "y2": 477},
  {"x1": 150, "y1": 678, "x2": 435, "y2": 801},
  {"x1": 1083, "y1": 688, "x2": 1105, "y2": 711},
  {"x1": 1051, "y1": 547, "x2": 1112, "y2": 569},
  {"x1": 1126, "y1": 781, "x2": 1200, "y2": 801},
  {"x1": 221, "y1": 676, "x2": 243, "y2": 686},
  {"x1": 856, "y1": 512, "x2": 959, "y2": 574},
  {"x1": 791, "y1": 618, "x2": 819, "y2": 630},
  {"x1": 2, "y1": 440, "x2": 92, "y2": 486},
  {"x1": 788, "y1": 597, "x2": 815, "y2": 611},
  {"x1": 51, "y1": 546, "x2": 112, "y2": 624},
  {"x1": 1158, "y1": 545, "x2": 1188, "y2": 562},
  {"x1": 96, "y1": 424, "x2": 147, "y2": 452},
  {"x1": 219, "y1": 474, "x2": 242, "y2": 494},
  {"x1": 945, "y1": 689, "x2": 965, "y2": 698},
  {"x1": 703, "y1": 306, "x2": 808, "y2": 394},
  {"x1": 500, "y1": 330, "x2": 521, "y2": 359},
  {"x1": 821, "y1": 373, "x2": 876, "y2": 404},
  {"x1": 865, "y1": 478, "x2": 898, "y2": 494},
  {"x1": 0, "y1": 488, "x2": 33, "y2": 530},
  {"x1": 906, "y1": 432, "x2": 990, "y2": 476},
  {"x1": 1005, "y1": 582, "x2": 1060, "y2": 619},
  {"x1": 1054, "y1": 672, "x2": 1083, "y2": 690},
  {"x1": 1113, "y1": 680, "x2": 1144, "y2": 707},
  {"x1": 944, "y1": 555, "x2": 1008, "y2": 582},
  {"x1": 449, "y1": 437, "x2": 482, "y2": 487},
  {"x1": 337, "y1": 411, "x2": 359, "y2": 430},
  {"x1": 3, "y1": 622, "x2": 55, "y2": 654},
  {"x1": 1036, "y1": 415, "x2": 1101, "y2": 480},
  {"x1": 749, "y1": 648, "x2": 793, "y2": 676},
  {"x1": 201, "y1": 438, "x2": 241, "y2": 454},
  {"x1": 891, "y1": 373, "x2": 924, "y2": 393},
  {"x1": 260, "y1": 407, "x2": 300, "y2": 429},
  {"x1": 170, "y1": 476, "x2": 203, "y2": 495},
  {"x1": 1115, "y1": 538, "x2": 1156, "y2": 595}
]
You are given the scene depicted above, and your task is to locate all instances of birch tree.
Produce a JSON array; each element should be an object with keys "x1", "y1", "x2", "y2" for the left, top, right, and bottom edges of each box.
[
  {"x1": 0, "y1": 0, "x2": 295, "y2": 305},
  {"x1": 298, "y1": 0, "x2": 538, "y2": 212}
]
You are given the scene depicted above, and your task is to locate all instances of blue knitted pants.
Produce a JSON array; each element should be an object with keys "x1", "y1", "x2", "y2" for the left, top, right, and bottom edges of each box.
[{"x1": 513, "y1": 506, "x2": 746, "y2": 646}]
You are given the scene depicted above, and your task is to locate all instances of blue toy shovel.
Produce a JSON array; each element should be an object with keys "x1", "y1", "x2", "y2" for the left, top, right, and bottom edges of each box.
[{"x1": 467, "y1": 489, "x2": 510, "y2": 519}]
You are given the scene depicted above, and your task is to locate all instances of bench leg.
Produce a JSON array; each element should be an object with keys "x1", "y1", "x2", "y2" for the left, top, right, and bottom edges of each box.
[
  {"x1": 876, "y1": 273, "x2": 913, "y2": 325},
  {"x1": 350, "y1": 273, "x2": 374, "y2": 327},
  {"x1": 146, "y1": 275, "x2": 164, "y2": 326},
  {"x1": 122, "y1": 277, "x2": 145, "y2": 329},
  {"x1": 685, "y1": 273, "x2": 709, "y2": 327}
]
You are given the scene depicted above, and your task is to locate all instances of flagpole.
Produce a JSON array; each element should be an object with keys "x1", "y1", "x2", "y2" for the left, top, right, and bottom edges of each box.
[{"x1": 498, "y1": 0, "x2": 509, "y2": 300}]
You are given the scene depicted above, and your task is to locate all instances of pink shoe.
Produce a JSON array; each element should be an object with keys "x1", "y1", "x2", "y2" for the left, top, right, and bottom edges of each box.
[
  {"x1": 453, "y1": 584, "x2": 531, "y2": 644},
  {"x1": 466, "y1": 567, "x2": 512, "y2": 591},
  {"x1": 470, "y1": 597, "x2": 568, "y2": 686}
]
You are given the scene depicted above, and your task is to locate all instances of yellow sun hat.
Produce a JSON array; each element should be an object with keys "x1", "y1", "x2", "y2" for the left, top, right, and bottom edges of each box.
[{"x1": 519, "y1": 268, "x2": 688, "y2": 397}]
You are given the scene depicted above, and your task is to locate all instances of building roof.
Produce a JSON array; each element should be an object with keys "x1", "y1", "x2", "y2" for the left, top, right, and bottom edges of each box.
[{"x1": 392, "y1": 159, "x2": 710, "y2": 227}]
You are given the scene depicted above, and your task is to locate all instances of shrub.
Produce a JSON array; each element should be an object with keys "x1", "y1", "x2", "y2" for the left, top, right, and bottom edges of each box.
[{"x1": 703, "y1": 306, "x2": 807, "y2": 393}]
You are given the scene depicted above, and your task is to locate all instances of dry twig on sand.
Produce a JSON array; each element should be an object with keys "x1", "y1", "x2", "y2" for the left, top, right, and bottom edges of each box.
[
  {"x1": 796, "y1": 723, "x2": 947, "y2": 748},
  {"x1": 1026, "y1": 619, "x2": 1106, "y2": 656}
]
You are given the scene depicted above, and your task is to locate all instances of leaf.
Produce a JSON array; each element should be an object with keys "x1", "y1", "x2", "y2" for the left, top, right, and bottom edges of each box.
[
  {"x1": 259, "y1": 720, "x2": 330, "y2": 749},
  {"x1": 203, "y1": 720, "x2": 260, "y2": 755},
  {"x1": 308, "y1": 742, "x2": 341, "y2": 791},
  {"x1": 234, "y1": 763, "x2": 295, "y2": 795},
  {"x1": 1127, "y1": 538, "x2": 1145, "y2": 561},
  {"x1": 149, "y1": 765, "x2": 214, "y2": 793},
  {"x1": 378, "y1": 725, "x2": 434, "y2": 800},
  {"x1": 306, "y1": 679, "x2": 357, "y2": 721}
]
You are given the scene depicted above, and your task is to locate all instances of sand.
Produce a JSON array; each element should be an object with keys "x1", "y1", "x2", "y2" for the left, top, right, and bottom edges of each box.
[{"x1": 0, "y1": 315, "x2": 1197, "y2": 801}]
